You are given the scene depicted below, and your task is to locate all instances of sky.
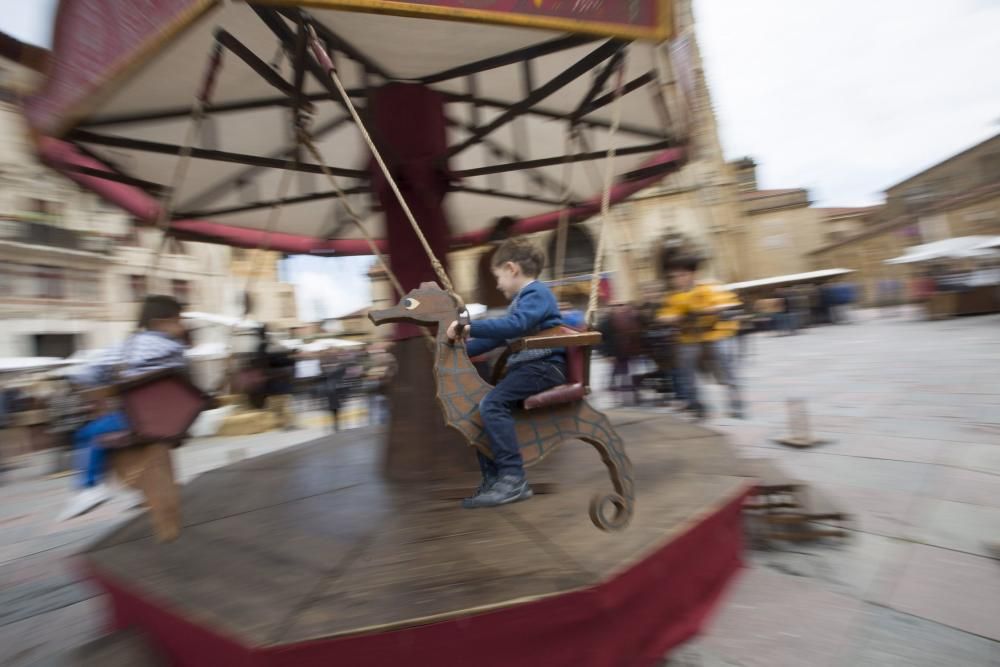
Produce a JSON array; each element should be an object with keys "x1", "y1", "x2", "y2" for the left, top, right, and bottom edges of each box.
[
  {"x1": 2, "y1": 0, "x2": 998, "y2": 316},
  {"x1": 696, "y1": 0, "x2": 1000, "y2": 206}
]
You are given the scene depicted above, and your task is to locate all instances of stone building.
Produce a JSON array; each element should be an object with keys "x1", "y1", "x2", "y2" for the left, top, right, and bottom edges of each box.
[
  {"x1": 810, "y1": 133, "x2": 1000, "y2": 304},
  {"x1": 442, "y1": 0, "x2": 874, "y2": 303},
  {"x1": 444, "y1": 0, "x2": 749, "y2": 303},
  {"x1": 227, "y1": 248, "x2": 301, "y2": 330},
  {"x1": 0, "y1": 34, "x2": 299, "y2": 358}
]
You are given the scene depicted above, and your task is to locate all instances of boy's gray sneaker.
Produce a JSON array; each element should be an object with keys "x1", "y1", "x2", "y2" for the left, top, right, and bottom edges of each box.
[
  {"x1": 461, "y1": 475, "x2": 532, "y2": 509},
  {"x1": 461, "y1": 475, "x2": 497, "y2": 508}
]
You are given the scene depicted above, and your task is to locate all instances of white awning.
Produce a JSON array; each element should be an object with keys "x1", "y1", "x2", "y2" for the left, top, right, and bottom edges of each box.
[
  {"x1": 885, "y1": 236, "x2": 1000, "y2": 264},
  {"x1": 183, "y1": 311, "x2": 261, "y2": 329},
  {"x1": 722, "y1": 268, "x2": 854, "y2": 292},
  {"x1": 0, "y1": 357, "x2": 75, "y2": 373}
]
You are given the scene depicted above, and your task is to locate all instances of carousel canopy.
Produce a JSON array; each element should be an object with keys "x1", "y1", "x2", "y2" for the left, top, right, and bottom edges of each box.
[{"x1": 27, "y1": 0, "x2": 691, "y2": 255}]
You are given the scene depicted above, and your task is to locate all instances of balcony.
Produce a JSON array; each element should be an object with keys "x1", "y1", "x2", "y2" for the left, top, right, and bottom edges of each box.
[{"x1": 0, "y1": 217, "x2": 112, "y2": 254}]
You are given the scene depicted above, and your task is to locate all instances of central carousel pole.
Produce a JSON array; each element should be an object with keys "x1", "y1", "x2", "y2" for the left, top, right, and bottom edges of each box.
[{"x1": 367, "y1": 83, "x2": 474, "y2": 482}]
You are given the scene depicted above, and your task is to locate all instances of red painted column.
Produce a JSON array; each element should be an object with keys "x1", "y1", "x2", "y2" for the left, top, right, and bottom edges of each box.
[{"x1": 368, "y1": 84, "x2": 473, "y2": 482}]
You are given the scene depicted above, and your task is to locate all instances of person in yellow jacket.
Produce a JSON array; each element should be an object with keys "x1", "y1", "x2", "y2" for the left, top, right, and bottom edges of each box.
[{"x1": 658, "y1": 256, "x2": 744, "y2": 419}]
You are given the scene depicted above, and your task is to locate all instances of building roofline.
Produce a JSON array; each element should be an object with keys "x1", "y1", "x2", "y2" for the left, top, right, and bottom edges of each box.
[
  {"x1": 738, "y1": 188, "x2": 806, "y2": 201},
  {"x1": 884, "y1": 133, "x2": 1000, "y2": 194},
  {"x1": 809, "y1": 215, "x2": 915, "y2": 255},
  {"x1": 0, "y1": 32, "x2": 48, "y2": 73}
]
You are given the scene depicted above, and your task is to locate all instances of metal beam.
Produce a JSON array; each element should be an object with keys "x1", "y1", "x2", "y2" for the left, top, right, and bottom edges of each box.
[
  {"x1": 70, "y1": 129, "x2": 367, "y2": 179},
  {"x1": 439, "y1": 91, "x2": 665, "y2": 140},
  {"x1": 445, "y1": 116, "x2": 582, "y2": 202},
  {"x1": 80, "y1": 90, "x2": 366, "y2": 128},
  {"x1": 58, "y1": 162, "x2": 168, "y2": 195},
  {"x1": 174, "y1": 185, "x2": 370, "y2": 220},
  {"x1": 451, "y1": 140, "x2": 674, "y2": 179},
  {"x1": 256, "y1": 7, "x2": 402, "y2": 168},
  {"x1": 521, "y1": 60, "x2": 535, "y2": 97},
  {"x1": 570, "y1": 48, "x2": 625, "y2": 122},
  {"x1": 214, "y1": 29, "x2": 297, "y2": 99},
  {"x1": 450, "y1": 184, "x2": 570, "y2": 207},
  {"x1": 179, "y1": 114, "x2": 353, "y2": 211},
  {"x1": 445, "y1": 39, "x2": 626, "y2": 159},
  {"x1": 579, "y1": 70, "x2": 656, "y2": 117},
  {"x1": 277, "y1": 7, "x2": 392, "y2": 80},
  {"x1": 291, "y1": 18, "x2": 309, "y2": 117},
  {"x1": 621, "y1": 160, "x2": 682, "y2": 183},
  {"x1": 420, "y1": 34, "x2": 594, "y2": 85}
]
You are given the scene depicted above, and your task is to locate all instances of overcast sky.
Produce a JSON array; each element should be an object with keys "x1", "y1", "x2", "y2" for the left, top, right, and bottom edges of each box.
[
  {"x1": 696, "y1": 0, "x2": 1000, "y2": 206},
  {"x1": 2, "y1": 0, "x2": 997, "y2": 315}
]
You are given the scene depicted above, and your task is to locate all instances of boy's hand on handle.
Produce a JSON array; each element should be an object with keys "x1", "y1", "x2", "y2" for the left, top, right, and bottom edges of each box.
[{"x1": 447, "y1": 320, "x2": 469, "y2": 342}]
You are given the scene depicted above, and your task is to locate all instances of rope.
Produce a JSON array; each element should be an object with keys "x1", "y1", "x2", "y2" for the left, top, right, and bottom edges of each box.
[
  {"x1": 300, "y1": 130, "x2": 437, "y2": 346},
  {"x1": 585, "y1": 59, "x2": 627, "y2": 329},
  {"x1": 306, "y1": 25, "x2": 462, "y2": 308},
  {"x1": 243, "y1": 155, "x2": 296, "y2": 300},
  {"x1": 299, "y1": 131, "x2": 406, "y2": 300},
  {"x1": 149, "y1": 42, "x2": 225, "y2": 281},
  {"x1": 552, "y1": 126, "x2": 580, "y2": 286}
]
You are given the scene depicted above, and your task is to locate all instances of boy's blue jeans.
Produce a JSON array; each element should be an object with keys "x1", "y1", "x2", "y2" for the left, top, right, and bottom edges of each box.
[
  {"x1": 73, "y1": 410, "x2": 129, "y2": 488},
  {"x1": 477, "y1": 359, "x2": 566, "y2": 480}
]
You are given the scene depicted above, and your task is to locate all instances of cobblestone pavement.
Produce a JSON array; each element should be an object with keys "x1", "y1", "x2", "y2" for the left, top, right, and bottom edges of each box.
[
  {"x1": 2, "y1": 309, "x2": 999, "y2": 665},
  {"x1": 667, "y1": 308, "x2": 1000, "y2": 666}
]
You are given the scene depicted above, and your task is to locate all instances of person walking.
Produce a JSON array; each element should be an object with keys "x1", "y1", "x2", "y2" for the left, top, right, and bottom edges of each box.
[
  {"x1": 322, "y1": 355, "x2": 346, "y2": 432},
  {"x1": 657, "y1": 256, "x2": 745, "y2": 420}
]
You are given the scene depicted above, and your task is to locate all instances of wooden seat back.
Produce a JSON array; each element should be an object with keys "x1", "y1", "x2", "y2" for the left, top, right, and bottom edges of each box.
[{"x1": 492, "y1": 326, "x2": 602, "y2": 390}]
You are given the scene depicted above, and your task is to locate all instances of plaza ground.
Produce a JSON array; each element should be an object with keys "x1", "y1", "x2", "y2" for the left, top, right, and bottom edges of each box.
[{"x1": 2, "y1": 308, "x2": 999, "y2": 665}]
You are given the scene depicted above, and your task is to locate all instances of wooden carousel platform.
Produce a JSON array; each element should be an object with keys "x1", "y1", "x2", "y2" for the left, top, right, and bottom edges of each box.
[{"x1": 81, "y1": 410, "x2": 751, "y2": 667}]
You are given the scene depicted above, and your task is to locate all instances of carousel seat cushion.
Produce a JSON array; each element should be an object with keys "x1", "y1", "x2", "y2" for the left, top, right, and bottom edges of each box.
[
  {"x1": 522, "y1": 337, "x2": 589, "y2": 409},
  {"x1": 523, "y1": 383, "x2": 587, "y2": 410},
  {"x1": 119, "y1": 371, "x2": 210, "y2": 446}
]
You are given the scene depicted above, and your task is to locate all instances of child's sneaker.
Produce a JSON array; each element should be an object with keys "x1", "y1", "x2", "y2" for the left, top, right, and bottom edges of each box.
[
  {"x1": 58, "y1": 484, "x2": 111, "y2": 521},
  {"x1": 461, "y1": 475, "x2": 497, "y2": 508},
  {"x1": 462, "y1": 475, "x2": 532, "y2": 508}
]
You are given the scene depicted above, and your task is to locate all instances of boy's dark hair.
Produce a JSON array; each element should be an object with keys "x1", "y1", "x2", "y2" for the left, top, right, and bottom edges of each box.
[
  {"x1": 487, "y1": 216, "x2": 518, "y2": 243},
  {"x1": 137, "y1": 294, "x2": 183, "y2": 329},
  {"x1": 491, "y1": 236, "x2": 545, "y2": 277},
  {"x1": 664, "y1": 254, "x2": 702, "y2": 274}
]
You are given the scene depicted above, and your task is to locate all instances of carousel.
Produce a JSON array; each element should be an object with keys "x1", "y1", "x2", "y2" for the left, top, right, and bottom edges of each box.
[{"x1": 26, "y1": 2, "x2": 751, "y2": 665}]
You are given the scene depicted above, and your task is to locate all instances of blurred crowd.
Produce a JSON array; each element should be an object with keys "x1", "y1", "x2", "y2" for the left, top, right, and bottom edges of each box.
[{"x1": 590, "y1": 273, "x2": 860, "y2": 419}]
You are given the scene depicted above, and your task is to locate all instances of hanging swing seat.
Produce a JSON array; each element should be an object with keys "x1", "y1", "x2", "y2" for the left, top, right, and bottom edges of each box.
[
  {"x1": 81, "y1": 369, "x2": 211, "y2": 448},
  {"x1": 488, "y1": 326, "x2": 603, "y2": 410}
]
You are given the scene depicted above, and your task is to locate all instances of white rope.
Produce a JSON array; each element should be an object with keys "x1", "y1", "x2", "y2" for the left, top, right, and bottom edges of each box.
[
  {"x1": 148, "y1": 102, "x2": 206, "y2": 281},
  {"x1": 299, "y1": 131, "x2": 406, "y2": 300},
  {"x1": 300, "y1": 131, "x2": 438, "y2": 346},
  {"x1": 307, "y1": 26, "x2": 460, "y2": 303},
  {"x1": 552, "y1": 126, "x2": 579, "y2": 286},
  {"x1": 245, "y1": 162, "x2": 294, "y2": 287},
  {"x1": 585, "y1": 61, "x2": 627, "y2": 328},
  {"x1": 149, "y1": 43, "x2": 224, "y2": 281}
]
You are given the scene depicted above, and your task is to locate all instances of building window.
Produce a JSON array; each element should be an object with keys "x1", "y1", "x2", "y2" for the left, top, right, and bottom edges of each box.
[
  {"x1": 34, "y1": 265, "x2": 65, "y2": 299},
  {"x1": 979, "y1": 154, "x2": 1000, "y2": 182},
  {"x1": 281, "y1": 293, "x2": 297, "y2": 319},
  {"x1": 34, "y1": 334, "x2": 77, "y2": 358},
  {"x1": 166, "y1": 237, "x2": 188, "y2": 255},
  {"x1": 119, "y1": 225, "x2": 142, "y2": 247},
  {"x1": 128, "y1": 274, "x2": 147, "y2": 302},
  {"x1": 172, "y1": 279, "x2": 191, "y2": 304},
  {"x1": 73, "y1": 271, "x2": 102, "y2": 302}
]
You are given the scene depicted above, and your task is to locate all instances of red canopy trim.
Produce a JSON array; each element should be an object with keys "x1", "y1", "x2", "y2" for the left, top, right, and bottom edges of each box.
[
  {"x1": 41, "y1": 136, "x2": 685, "y2": 256},
  {"x1": 450, "y1": 146, "x2": 686, "y2": 247}
]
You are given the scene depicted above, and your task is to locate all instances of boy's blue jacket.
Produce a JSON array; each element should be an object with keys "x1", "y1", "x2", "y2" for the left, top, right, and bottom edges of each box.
[{"x1": 467, "y1": 281, "x2": 564, "y2": 367}]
